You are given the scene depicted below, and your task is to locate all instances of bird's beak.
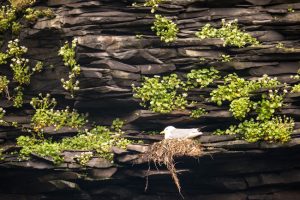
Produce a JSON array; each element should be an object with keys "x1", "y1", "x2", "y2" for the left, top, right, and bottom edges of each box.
[{"x1": 160, "y1": 131, "x2": 165, "y2": 135}]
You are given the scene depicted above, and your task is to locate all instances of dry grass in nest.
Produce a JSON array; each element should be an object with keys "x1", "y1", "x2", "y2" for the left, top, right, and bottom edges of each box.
[{"x1": 144, "y1": 139, "x2": 203, "y2": 197}]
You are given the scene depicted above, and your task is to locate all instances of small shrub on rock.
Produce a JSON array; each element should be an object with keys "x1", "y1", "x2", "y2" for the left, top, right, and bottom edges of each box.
[
  {"x1": 196, "y1": 19, "x2": 259, "y2": 47},
  {"x1": 152, "y1": 14, "x2": 178, "y2": 43}
]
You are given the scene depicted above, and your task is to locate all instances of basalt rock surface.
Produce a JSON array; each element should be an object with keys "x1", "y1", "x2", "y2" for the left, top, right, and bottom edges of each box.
[{"x1": 1, "y1": 0, "x2": 300, "y2": 199}]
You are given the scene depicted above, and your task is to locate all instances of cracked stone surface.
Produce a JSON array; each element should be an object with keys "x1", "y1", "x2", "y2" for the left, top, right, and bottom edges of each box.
[{"x1": 1, "y1": 0, "x2": 300, "y2": 199}]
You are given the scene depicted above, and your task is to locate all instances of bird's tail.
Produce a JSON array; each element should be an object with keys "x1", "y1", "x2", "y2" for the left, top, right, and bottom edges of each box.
[{"x1": 189, "y1": 129, "x2": 203, "y2": 138}]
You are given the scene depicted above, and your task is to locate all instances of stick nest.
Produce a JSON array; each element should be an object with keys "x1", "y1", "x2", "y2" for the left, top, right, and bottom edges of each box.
[{"x1": 144, "y1": 139, "x2": 203, "y2": 196}]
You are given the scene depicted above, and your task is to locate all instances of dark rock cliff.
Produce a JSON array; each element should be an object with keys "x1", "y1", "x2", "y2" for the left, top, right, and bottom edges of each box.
[{"x1": 1, "y1": 0, "x2": 300, "y2": 199}]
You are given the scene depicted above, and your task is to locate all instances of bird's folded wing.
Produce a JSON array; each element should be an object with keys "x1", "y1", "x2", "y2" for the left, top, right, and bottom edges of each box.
[{"x1": 170, "y1": 129, "x2": 202, "y2": 139}]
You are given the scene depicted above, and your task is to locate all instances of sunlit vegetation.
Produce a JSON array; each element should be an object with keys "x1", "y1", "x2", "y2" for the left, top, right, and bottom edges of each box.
[
  {"x1": 30, "y1": 94, "x2": 87, "y2": 132},
  {"x1": 133, "y1": 68, "x2": 219, "y2": 114},
  {"x1": 17, "y1": 124, "x2": 133, "y2": 164},
  {"x1": 186, "y1": 67, "x2": 220, "y2": 88},
  {"x1": 212, "y1": 73, "x2": 294, "y2": 143},
  {"x1": 196, "y1": 19, "x2": 259, "y2": 47},
  {"x1": 215, "y1": 116, "x2": 294, "y2": 143},
  {"x1": 24, "y1": 8, "x2": 54, "y2": 22},
  {"x1": 9, "y1": 0, "x2": 36, "y2": 9},
  {"x1": 152, "y1": 15, "x2": 178, "y2": 43},
  {"x1": 132, "y1": 0, "x2": 165, "y2": 13},
  {"x1": 190, "y1": 108, "x2": 207, "y2": 119},
  {"x1": 0, "y1": 39, "x2": 44, "y2": 108},
  {"x1": 59, "y1": 39, "x2": 81, "y2": 97},
  {"x1": 133, "y1": 74, "x2": 188, "y2": 113},
  {"x1": 0, "y1": 6, "x2": 16, "y2": 33}
]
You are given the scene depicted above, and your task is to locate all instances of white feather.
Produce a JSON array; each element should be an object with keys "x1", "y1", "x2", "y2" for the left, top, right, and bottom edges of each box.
[{"x1": 163, "y1": 126, "x2": 203, "y2": 139}]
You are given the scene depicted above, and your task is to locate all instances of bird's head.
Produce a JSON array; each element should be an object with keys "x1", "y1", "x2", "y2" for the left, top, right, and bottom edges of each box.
[{"x1": 161, "y1": 126, "x2": 176, "y2": 139}]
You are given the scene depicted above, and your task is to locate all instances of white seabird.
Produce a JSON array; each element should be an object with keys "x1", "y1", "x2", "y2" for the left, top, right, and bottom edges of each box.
[{"x1": 162, "y1": 126, "x2": 203, "y2": 139}]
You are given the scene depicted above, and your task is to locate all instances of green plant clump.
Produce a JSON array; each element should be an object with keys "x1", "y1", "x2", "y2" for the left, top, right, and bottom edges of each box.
[
  {"x1": 62, "y1": 126, "x2": 132, "y2": 161},
  {"x1": 212, "y1": 73, "x2": 294, "y2": 143},
  {"x1": 13, "y1": 86, "x2": 24, "y2": 108},
  {"x1": 196, "y1": 19, "x2": 259, "y2": 47},
  {"x1": 291, "y1": 84, "x2": 300, "y2": 93},
  {"x1": 111, "y1": 118, "x2": 124, "y2": 133},
  {"x1": 215, "y1": 116, "x2": 294, "y2": 143},
  {"x1": 59, "y1": 39, "x2": 81, "y2": 97},
  {"x1": 186, "y1": 67, "x2": 220, "y2": 88},
  {"x1": 30, "y1": 94, "x2": 87, "y2": 132},
  {"x1": 254, "y1": 90, "x2": 285, "y2": 121},
  {"x1": 211, "y1": 74, "x2": 252, "y2": 105},
  {"x1": 291, "y1": 68, "x2": 300, "y2": 93},
  {"x1": 190, "y1": 108, "x2": 207, "y2": 119},
  {"x1": 151, "y1": 14, "x2": 178, "y2": 43},
  {"x1": 211, "y1": 74, "x2": 280, "y2": 105},
  {"x1": 10, "y1": 57, "x2": 31, "y2": 85},
  {"x1": 220, "y1": 54, "x2": 232, "y2": 62},
  {"x1": 9, "y1": 0, "x2": 36, "y2": 9},
  {"x1": 0, "y1": 39, "x2": 44, "y2": 107},
  {"x1": 133, "y1": 68, "x2": 220, "y2": 114},
  {"x1": 144, "y1": 0, "x2": 165, "y2": 13},
  {"x1": 3, "y1": 40, "x2": 32, "y2": 83},
  {"x1": 17, "y1": 136, "x2": 63, "y2": 163},
  {"x1": 24, "y1": 8, "x2": 54, "y2": 22},
  {"x1": 0, "y1": 76, "x2": 9, "y2": 94},
  {"x1": 11, "y1": 21, "x2": 22, "y2": 35},
  {"x1": 133, "y1": 74, "x2": 188, "y2": 113},
  {"x1": 17, "y1": 125, "x2": 133, "y2": 164},
  {"x1": 287, "y1": 7, "x2": 295, "y2": 13},
  {"x1": 228, "y1": 89, "x2": 285, "y2": 121},
  {"x1": 229, "y1": 97, "x2": 252, "y2": 120},
  {"x1": 74, "y1": 152, "x2": 93, "y2": 166},
  {"x1": 1, "y1": 2, "x2": 53, "y2": 36},
  {"x1": 132, "y1": 0, "x2": 165, "y2": 13},
  {"x1": 0, "y1": 6, "x2": 16, "y2": 33}
]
